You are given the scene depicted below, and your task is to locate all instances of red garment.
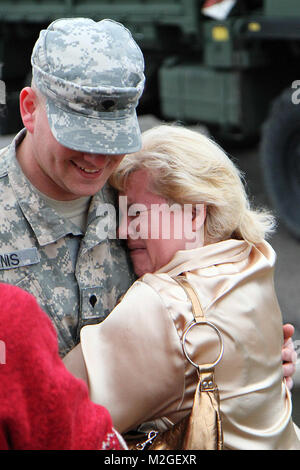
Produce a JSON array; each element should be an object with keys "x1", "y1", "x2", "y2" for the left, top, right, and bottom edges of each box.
[{"x1": 0, "y1": 283, "x2": 120, "y2": 450}]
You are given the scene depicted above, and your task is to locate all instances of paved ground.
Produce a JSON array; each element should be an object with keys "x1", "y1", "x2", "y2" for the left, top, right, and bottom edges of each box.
[{"x1": 1, "y1": 118, "x2": 300, "y2": 426}]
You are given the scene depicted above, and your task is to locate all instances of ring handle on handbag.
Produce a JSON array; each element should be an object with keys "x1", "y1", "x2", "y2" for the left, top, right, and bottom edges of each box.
[{"x1": 182, "y1": 320, "x2": 224, "y2": 371}]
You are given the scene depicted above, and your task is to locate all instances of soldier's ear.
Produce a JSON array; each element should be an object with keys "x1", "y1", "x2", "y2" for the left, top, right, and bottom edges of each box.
[{"x1": 19, "y1": 87, "x2": 38, "y2": 133}]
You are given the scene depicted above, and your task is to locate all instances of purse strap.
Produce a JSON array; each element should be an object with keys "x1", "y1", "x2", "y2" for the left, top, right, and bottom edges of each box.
[
  {"x1": 175, "y1": 274, "x2": 224, "y2": 373},
  {"x1": 175, "y1": 274, "x2": 224, "y2": 450},
  {"x1": 176, "y1": 275, "x2": 204, "y2": 322},
  {"x1": 126, "y1": 274, "x2": 224, "y2": 451}
]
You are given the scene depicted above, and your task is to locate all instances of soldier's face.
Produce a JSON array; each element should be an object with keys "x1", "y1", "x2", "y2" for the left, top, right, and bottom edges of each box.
[{"x1": 31, "y1": 101, "x2": 125, "y2": 200}]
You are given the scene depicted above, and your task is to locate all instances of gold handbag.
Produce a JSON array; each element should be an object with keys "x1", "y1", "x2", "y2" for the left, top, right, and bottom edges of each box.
[{"x1": 125, "y1": 275, "x2": 224, "y2": 451}]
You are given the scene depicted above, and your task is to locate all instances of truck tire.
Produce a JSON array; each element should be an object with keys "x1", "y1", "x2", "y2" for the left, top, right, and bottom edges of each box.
[{"x1": 260, "y1": 87, "x2": 300, "y2": 239}]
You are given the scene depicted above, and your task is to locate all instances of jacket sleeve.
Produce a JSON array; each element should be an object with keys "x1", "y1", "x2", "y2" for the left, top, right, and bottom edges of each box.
[
  {"x1": 0, "y1": 283, "x2": 121, "y2": 450},
  {"x1": 75, "y1": 280, "x2": 186, "y2": 434}
]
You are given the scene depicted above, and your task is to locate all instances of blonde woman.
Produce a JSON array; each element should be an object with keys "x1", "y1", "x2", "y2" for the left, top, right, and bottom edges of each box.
[{"x1": 64, "y1": 125, "x2": 300, "y2": 450}]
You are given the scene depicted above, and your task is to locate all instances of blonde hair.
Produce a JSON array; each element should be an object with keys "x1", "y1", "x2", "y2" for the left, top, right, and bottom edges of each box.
[{"x1": 110, "y1": 124, "x2": 276, "y2": 245}]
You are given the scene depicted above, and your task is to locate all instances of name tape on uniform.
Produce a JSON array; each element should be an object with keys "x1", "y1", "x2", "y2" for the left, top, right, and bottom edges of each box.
[{"x1": 0, "y1": 248, "x2": 40, "y2": 270}]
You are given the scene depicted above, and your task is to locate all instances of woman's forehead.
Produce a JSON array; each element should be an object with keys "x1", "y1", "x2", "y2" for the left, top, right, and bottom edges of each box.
[{"x1": 123, "y1": 174, "x2": 169, "y2": 210}]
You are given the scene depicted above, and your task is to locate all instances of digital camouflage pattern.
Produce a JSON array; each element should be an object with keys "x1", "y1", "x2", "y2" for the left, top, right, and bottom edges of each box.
[
  {"x1": 0, "y1": 130, "x2": 136, "y2": 357},
  {"x1": 31, "y1": 17, "x2": 145, "y2": 154}
]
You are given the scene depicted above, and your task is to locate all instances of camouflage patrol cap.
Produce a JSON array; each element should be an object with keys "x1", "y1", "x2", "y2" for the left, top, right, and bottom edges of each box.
[{"x1": 31, "y1": 18, "x2": 145, "y2": 154}]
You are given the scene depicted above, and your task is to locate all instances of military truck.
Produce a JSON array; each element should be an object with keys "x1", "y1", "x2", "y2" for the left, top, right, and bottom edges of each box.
[{"x1": 0, "y1": 0, "x2": 300, "y2": 238}]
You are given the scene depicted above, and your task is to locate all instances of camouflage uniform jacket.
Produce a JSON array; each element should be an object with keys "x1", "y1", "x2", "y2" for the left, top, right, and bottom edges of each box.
[{"x1": 0, "y1": 129, "x2": 136, "y2": 356}]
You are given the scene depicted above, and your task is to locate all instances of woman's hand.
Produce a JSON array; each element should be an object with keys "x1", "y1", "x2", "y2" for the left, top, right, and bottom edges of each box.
[{"x1": 282, "y1": 323, "x2": 298, "y2": 390}]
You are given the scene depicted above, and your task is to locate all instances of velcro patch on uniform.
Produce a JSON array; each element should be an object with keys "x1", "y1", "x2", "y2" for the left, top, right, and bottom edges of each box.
[{"x1": 0, "y1": 248, "x2": 40, "y2": 270}]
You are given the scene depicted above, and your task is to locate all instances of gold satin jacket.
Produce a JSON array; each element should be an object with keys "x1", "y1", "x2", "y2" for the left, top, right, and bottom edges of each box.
[{"x1": 64, "y1": 239, "x2": 300, "y2": 450}]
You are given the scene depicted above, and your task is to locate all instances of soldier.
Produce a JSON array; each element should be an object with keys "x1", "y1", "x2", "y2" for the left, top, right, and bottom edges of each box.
[{"x1": 0, "y1": 17, "x2": 144, "y2": 356}]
